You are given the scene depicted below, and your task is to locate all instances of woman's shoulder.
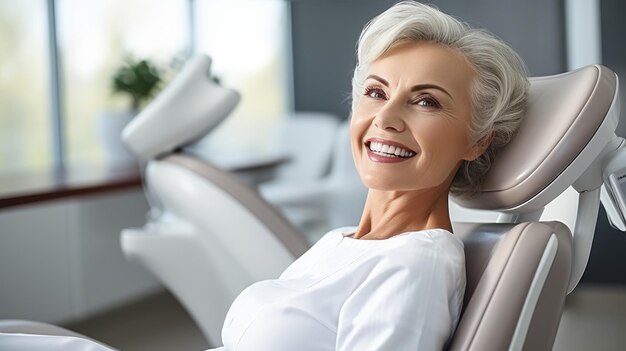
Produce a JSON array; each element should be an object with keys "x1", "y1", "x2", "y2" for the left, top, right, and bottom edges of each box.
[
  {"x1": 337, "y1": 228, "x2": 466, "y2": 305},
  {"x1": 394, "y1": 228, "x2": 464, "y2": 250},
  {"x1": 407, "y1": 228, "x2": 465, "y2": 263},
  {"x1": 310, "y1": 227, "x2": 465, "y2": 269},
  {"x1": 325, "y1": 227, "x2": 465, "y2": 274}
]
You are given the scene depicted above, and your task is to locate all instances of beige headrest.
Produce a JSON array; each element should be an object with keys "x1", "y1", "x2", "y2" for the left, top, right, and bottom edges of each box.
[{"x1": 454, "y1": 65, "x2": 617, "y2": 211}]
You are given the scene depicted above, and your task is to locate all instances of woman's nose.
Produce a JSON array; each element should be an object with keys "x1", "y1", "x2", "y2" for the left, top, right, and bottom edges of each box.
[{"x1": 373, "y1": 105, "x2": 405, "y2": 132}]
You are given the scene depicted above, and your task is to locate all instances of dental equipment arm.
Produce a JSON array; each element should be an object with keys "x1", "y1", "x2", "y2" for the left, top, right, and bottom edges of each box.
[{"x1": 601, "y1": 138, "x2": 626, "y2": 231}]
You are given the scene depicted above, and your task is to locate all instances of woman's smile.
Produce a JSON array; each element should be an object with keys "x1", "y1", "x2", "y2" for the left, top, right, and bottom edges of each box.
[{"x1": 365, "y1": 138, "x2": 417, "y2": 163}]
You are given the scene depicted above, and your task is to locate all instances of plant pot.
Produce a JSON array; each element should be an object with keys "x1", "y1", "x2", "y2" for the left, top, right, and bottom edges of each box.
[{"x1": 96, "y1": 110, "x2": 137, "y2": 167}]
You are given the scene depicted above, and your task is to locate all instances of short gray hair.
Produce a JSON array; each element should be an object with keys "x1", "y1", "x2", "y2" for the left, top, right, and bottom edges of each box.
[{"x1": 351, "y1": 1, "x2": 529, "y2": 196}]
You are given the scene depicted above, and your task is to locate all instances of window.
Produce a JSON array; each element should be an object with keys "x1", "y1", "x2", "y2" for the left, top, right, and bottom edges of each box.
[
  {"x1": 0, "y1": 0, "x2": 293, "y2": 175},
  {"x1": 0, "y1": 0, "x2": 52, "y2": 174},
  {"x1": 191, "y1": 0, "x2": 292, "y2": 156},
  {"x1": 57, "y1": 0, "x2": 188, "y2": 167}
]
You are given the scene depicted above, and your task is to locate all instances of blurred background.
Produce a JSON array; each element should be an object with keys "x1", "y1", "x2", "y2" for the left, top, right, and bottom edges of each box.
[{"x1": 1, "y1": 0, "x2": 626, "y2": 350}]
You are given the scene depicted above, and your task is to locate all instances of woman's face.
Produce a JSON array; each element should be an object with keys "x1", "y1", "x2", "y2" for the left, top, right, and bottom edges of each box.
[{"x1": 351, "y1": 41, "x2": 480, "y2": 192}]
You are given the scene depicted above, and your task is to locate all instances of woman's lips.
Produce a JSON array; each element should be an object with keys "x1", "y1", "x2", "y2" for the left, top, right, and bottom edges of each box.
[{"x1": 364, "y1": 138, "x2": 417, "y2": 163}]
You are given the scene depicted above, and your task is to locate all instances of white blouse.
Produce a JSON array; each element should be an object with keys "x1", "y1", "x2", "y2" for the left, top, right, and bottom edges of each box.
[{"x1": 209, "y1": 226, "x2": 466, "y2": 351}]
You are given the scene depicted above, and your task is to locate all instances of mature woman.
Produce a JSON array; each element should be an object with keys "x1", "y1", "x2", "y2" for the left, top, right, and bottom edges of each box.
[
  {"x1": 210, "y1": 2, "x2": 529, "y2": 350},
  {"x1": 0, "y1": 2, "x2": 529, "y2": 351}
]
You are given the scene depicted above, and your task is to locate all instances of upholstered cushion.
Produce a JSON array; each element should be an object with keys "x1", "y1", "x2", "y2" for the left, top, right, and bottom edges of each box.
[
  {"x1": 449, "y1": 221, "x2": 572, "y2": 351},
  {"x1": 455, "y1": 65, "x2": 616, "y2": 211}
]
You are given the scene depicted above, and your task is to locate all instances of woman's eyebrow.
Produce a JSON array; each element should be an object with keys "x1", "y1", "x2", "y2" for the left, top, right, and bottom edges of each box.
[
  {"x1": 366, "y1": 74, "x2": 454, "y2": 101},
  {"x1": 410, "y1": 84, "x2": 454, "y2": 101},
  {"x1": 366, "y1": 74, "x2": 389, "y2": 86}
]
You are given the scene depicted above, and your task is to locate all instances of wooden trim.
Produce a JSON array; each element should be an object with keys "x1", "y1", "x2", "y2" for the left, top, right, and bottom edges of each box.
[
  {"x1": 0, "y1": 155, "x2": 290, "y2": 210},
  {"x1": 0, "y1": 164, "x2": 142, "y2": 209}
]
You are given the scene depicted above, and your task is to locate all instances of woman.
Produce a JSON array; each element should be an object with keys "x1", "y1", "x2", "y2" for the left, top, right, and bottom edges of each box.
[
  {"x1": 0, "y1": 2, "x2": 529, "y2": 351},
  {"x1": 211, "y1": 1, "x2": 529, "y2": 350}
]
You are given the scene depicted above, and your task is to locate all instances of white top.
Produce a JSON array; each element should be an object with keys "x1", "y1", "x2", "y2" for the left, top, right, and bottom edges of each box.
[
  {"x1": 0, "y1": 227, "x2": 465, "y2": 351},
  {"x1": 209, "y1": 226, "x2": 466, "y2": 351}
]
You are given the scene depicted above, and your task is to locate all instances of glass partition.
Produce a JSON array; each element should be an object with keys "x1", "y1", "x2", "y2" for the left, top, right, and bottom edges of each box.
[{"x1": 0, "y1": 0, "x2": 293, "y2": 173}]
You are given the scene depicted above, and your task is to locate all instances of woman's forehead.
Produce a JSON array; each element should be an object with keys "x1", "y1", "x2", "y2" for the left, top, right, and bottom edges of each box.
[{"x1": 367, "y1": 42, "x2": 474, "y2": 93}]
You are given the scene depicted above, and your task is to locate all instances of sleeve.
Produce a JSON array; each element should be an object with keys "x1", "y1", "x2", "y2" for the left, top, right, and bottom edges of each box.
[{"x1": 336, "y1": 248, "x2": 462, "y2": 351}]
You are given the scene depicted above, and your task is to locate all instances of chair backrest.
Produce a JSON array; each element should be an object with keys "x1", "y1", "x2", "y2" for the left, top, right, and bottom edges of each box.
[
  {"x1": 449, "y1": 222, "x2": 571, "y2": 351},
  {"x1": 448, "y1": 64, "x2": 619, "y2": 350},
  {"x1": 127, "y1": 153, "x2": 311, "y2": 343},
  {"x1": 272, "y1": 112, "x2": 340, "y2": 181},
  {"x1": 160, "y1": 154, "x2": 310, "y2": 264}
]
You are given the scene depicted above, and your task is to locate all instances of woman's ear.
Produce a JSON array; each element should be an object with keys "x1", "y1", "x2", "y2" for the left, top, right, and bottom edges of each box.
[{"x1": 463, "y1": 130, "x2": 494, "y2": 161}]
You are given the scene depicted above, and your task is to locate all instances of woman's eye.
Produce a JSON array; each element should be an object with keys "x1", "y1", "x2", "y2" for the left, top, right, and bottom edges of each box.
[
  {"x1": 364, "y1": 87, "x2": 386, "y2": 100},
  {"x1": 414, "y1": 96, "x2": 440, "y2": 109}
]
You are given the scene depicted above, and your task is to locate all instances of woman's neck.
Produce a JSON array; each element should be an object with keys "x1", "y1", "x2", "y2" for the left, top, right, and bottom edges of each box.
[{"x1": 353, "y1": 186, "x2": 452, "y2": 240}]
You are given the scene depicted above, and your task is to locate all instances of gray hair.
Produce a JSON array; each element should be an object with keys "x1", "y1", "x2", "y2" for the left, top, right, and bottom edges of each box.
[{"x1": 351, "y1": 1, "x2": 529, "y2": 196}]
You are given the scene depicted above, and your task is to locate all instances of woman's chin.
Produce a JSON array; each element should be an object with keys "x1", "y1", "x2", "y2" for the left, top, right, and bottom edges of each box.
[{"x1": 361, "y1": 179, "x2": 414, "y2": 192}]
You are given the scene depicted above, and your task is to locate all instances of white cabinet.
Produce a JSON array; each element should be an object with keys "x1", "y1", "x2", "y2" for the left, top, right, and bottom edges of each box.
[
  {"x1": 0, "y1": 189, "x2": 162, "y2": 323},
  {"x1": 0, "y1": 201, "x2": 74, "y2": 322}
]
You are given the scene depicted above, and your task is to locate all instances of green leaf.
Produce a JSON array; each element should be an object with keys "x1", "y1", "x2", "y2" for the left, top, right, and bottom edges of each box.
[{"x1": 111, "y1": 56, "x2": 163, "y2": 111}]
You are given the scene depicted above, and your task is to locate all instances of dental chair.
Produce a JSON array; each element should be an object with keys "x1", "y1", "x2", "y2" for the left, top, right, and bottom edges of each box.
[
  {"x1": 2, "y1": 59, "x2": 624, "y2": 351},
  {"x1": 259, "y1": 120, "x2": 368, "y2": 243},
  {"x1": 268, "y1": 111, "x2": 340, "y2": 182},
  {"x1": 118, "y1": 55, "x2": 309, "y2": 345},
  {"x1": 448, "y1": 64, "x2": 622, "y2": 350},
  {"x1": 257, "y1": 112, "x2": 342, "y2": 235},
  {"x1": 118, "y1": 58, "x2": 624, "y2": 350}
]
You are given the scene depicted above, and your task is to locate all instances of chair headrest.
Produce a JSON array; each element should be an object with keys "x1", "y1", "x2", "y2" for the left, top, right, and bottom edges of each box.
[
  {"x1": 454, "y1": 65, "x2": 618, "y2": 212},
  {"x1": 122, "y1": 55, "x2": 240, "y2": 161}
]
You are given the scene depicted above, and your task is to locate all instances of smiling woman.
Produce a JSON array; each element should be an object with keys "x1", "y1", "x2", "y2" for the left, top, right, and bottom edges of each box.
[
  {"x1": 351, "y1": 8, "x2": 529, "y2": 198},
  {"x1": 352, "y1": 42, "x2": 477, "y2": 191},
  {"x1": 0, "y1": 2, "x2": 531, "y2": 351},
  {"x1": 206, "y1": 2, "x2": 529, "y2": 350},
  {"x1": 350, "y1": 41, "x2": 479, "y2": 238}
]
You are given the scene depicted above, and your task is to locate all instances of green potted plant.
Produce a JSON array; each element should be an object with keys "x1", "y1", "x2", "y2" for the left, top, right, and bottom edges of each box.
[
  {"x1": 97, "y1": 56, "x2": 164, "y2": 166},
  {"x1": 111, "y1": 57, "x2": 163, "y2": 112}
]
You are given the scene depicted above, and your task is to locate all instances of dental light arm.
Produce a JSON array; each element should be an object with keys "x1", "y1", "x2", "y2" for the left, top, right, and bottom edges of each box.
[
  {"x1": 568, "y1": 132, "x2": 623, "y2": 293},
  {"x1": 601, "y1": 138, "x2": 626, "y2": 231}
]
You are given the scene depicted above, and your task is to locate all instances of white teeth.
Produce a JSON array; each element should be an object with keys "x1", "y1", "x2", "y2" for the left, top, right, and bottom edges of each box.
[{"x1": 367, "y1": 141, "x2": 415, "y2": 158}]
